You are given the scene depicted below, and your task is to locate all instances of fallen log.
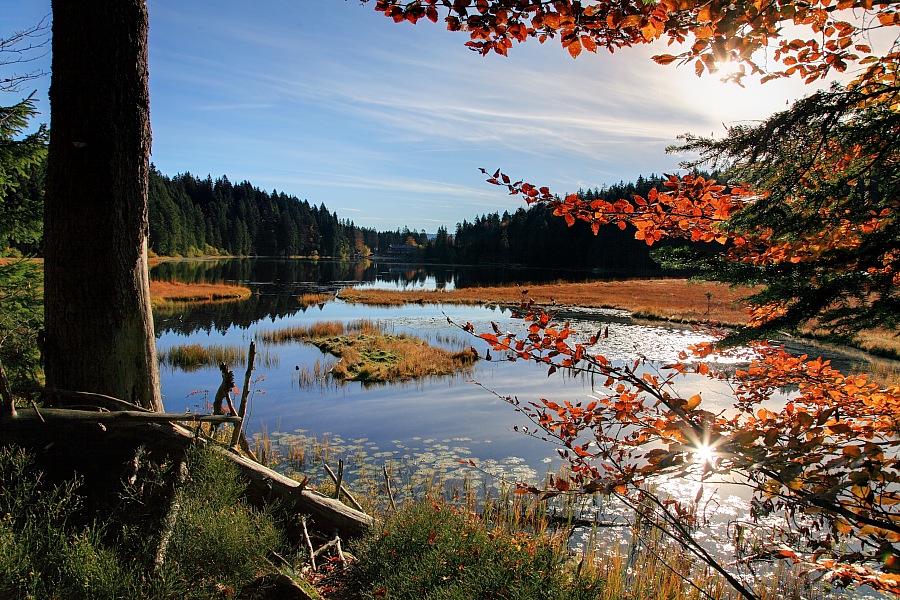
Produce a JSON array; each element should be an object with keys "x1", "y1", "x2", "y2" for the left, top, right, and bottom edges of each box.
[
  {"x1": 0, "y1": 408, "x2": 375, "y2": 539},
  {"x1": 3, "y1": 407, "x2": 242, "y2": 425}
]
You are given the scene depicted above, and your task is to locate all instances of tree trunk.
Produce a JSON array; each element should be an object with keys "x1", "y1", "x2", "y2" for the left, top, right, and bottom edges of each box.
[{"x1": 44, "y1": 0, "x2": 162, "y2": 411}]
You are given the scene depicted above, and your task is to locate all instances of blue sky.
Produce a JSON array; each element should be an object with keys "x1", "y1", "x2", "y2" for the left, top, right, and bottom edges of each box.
[{"x1": 2, "y1": 1, "x2": 824, "y2": 232}]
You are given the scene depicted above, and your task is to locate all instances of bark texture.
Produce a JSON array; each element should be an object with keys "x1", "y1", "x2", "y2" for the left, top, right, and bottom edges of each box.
[{"x1": 45, "y1": 0, "x2": 162, "y2": 410}]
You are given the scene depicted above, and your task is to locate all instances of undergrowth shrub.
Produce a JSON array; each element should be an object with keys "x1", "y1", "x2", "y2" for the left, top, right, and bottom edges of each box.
[
  {"x1": 0, "y1": 446, "x2": 148, "y2": 598},
  {"x1": 0, "y1": 444, "x2": 300, "y2": 599},
  {"x1": 352, "y1": 501, "x2": 603, "y2": 600},
  {"x1": 159, "y1": 445, "x2": 287, "y2": 594}
]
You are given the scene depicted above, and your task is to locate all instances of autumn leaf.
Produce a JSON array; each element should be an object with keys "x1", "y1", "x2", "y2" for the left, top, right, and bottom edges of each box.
[{"x1": 566, "y1": 38, "x2": 582, "y2": 59}]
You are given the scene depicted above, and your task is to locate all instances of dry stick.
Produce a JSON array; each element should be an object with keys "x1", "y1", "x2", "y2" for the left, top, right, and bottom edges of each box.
[
  {"x1": 333, "y1": 459, "x2": 344, "y2": 500},
  {"x1": 213, "y1": 363, "x2": 238, "y2": 417},
  {"x1": 0, "y1": 361, "x2": 16, "y2": 418},
  {"x1": 322, "y1": 459, "x2": 364, "y2": 512},
  {"x1": 335, "y1": 537, "x2": 346, "y2": 565},
  {"x1": 382, "y1": 464, "x2": 397, "y2": 513},
  {"x1": 312, "y1": 536, "x2": 347, "y2": 567},
  {"x1": 34, "y1": 388, "x2": 150, "y2": 412},
  {"x1": 29, "y1": 400, "x2": 43, "y2": 423},
  {"x1": 230, "y1": 341, "x2": 255, "y2": 452},
  {"x1": 301, "y1": 515, "x2": 317, "y2": 571},
  {"x1": 155, "y1": 460, "x2": 188, "y2": 571}
]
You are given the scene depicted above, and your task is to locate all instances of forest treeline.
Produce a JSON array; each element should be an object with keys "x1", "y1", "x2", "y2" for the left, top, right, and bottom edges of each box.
[{"x1": 3, "y1": 158, "x2": 677, "y2": 275}]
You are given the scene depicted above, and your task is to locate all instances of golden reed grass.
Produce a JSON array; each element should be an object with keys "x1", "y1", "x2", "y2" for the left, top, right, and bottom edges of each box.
[
  {"x1": 149, "y1": 280, "x2": 251, "y2": 307},
  {"x1": 298, "y1": 292, "x2": 332, "y2": 307},
  {"x1": 338, "y1": 279, "x2": 752, "y2": 326}
]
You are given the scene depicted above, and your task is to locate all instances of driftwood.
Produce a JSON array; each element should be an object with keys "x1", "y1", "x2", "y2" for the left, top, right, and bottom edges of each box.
[
  {"x1": 323, "y1": 459, "x2": 365, "y2": 513},
  {"x1": 0, "y1": 407, "x2": 375, "y2": 540},
  {"x1": 36, "y1": 387, "x2": 151, "y2": 412},
  {"x1": 1, "y1": 407, "x2": 242, "y2": 425},
  {"x1": 155, "y1": 459, "x2": 188, "y2": 570},
  {"x1": 230, "y1": 340, "x2": 255, "y2": 449}
]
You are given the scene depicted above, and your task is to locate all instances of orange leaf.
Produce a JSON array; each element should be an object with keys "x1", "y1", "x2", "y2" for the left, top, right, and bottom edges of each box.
[
  {"x1": 653, "y1": 53, "x2": 677, "y2": 65},
  {"x1": 567, "y1": 38, "x2": 582, "y2": 58}
]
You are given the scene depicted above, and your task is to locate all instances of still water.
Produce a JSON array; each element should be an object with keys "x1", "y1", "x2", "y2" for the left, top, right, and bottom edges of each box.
[
  {"x1": 152, "y1": 258, "x2": 874, "y2": 481},
  {"x1": 151, "y1": 258, "x2": 885, "y2": 597},
  {"x1": 153, "y1": 258, "x2": 746, "y2": 479}
]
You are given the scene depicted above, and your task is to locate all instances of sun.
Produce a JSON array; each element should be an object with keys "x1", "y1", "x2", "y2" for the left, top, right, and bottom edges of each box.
[
  {"x1": 693, "y1": 443, "x2": 717, "y2": 466},
  {"x1": 711, "y1": 59, "x2": 745, "y2": 83}
]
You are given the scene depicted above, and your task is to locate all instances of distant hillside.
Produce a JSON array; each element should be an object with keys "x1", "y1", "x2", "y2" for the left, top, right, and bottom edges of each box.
[
  {"x1": 424, "y1": 174, "x2": 695, "y2": 277},
  {"x1": 4, "y1": 156, "x2": 693, "y2": 277},
  {"x1": 148, "y1": 168, "x2": 378, "y2": 258}
]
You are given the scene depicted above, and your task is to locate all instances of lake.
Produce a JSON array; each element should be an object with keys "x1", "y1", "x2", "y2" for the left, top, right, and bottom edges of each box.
[
  {"x1": 151, "y1": 257, "x2": 885, "y2": 591},
  {"x1": 154, "y1": 259, "x2": 740, "y2": 477}
]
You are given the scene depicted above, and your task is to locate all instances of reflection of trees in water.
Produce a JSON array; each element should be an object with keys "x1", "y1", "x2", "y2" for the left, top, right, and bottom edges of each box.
[
  {"x1": 154, "y1": 293, "x2": 338, "y2": 336},
  {"x1": 151, "y1": 258, "x2": 377, "y2": 286},
  {"x1": 149, "y1": 258, "x2": 658, "y2": 337}
]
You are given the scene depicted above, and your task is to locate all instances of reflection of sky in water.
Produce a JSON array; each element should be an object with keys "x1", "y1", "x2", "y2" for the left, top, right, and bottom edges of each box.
[
  {"x1": 157, "y1": 300, "x2": 819, "y2": 486},
  {"x1": 354, "y1": 274, "x2": 458, "y2": 292},
  {"x1": 157, "y1": 296, "x2": 881, "y2": 598}
]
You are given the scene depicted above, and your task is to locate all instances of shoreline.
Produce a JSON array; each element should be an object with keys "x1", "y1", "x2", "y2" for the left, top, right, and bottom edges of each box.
[
  {"x1": 337, "y1": 281, "x2": 900, "y2": 368},
  {"x1": 338, "y1": 279, "x2": 753, "y2": 327}
]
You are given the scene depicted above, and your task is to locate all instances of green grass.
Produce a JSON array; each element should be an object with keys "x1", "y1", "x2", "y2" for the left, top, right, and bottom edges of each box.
[
  {"x1": 351, "y1": 501, "x2": 603, "y2": 600},
  {"x1": 0, "y1": 444, "x2": 305, "y2": 599},
  {"x1": 0, "y1": 446, "x2": 152, "y2": 598},
  {"x1": 153, "y1": 446, "x2": 289, "y2": 596}
]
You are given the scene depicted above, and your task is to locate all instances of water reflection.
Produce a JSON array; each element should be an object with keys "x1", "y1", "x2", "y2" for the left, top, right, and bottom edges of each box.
[{"x1": 151, "y1": 258, "x2": 887, "y2": 598}]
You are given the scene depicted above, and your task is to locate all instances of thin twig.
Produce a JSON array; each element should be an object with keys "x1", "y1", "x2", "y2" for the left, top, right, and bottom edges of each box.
[
  {"x1": 155, "y1": 460, "x2": 188, "y2": 571},
  {"x1": 322, "y1": 459, "x2": 364, "y2": 512},
  {"x1": 29, "y1": 400, "x2": 43, "y2": 423},
  {"x1": 383, "y1": 464, "x2": 397, "y2": 513},
  {"x1": 301, "y1": 516, "x2": 316, "y2": 571}
]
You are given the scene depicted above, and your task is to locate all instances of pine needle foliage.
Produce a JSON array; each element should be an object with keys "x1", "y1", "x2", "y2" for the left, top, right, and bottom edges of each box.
[{"x1": 664, "y1": 84, "x2": 900, "y2": 344}]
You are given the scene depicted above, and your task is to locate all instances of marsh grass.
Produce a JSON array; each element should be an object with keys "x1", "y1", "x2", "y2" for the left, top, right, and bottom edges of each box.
[
  {"x1": 158, "y1": 343, "x2": 279, "y2": 371},
  {"x1": 351, "y1": 501, "x2": 604, "y2": 600},
  {"x1": 298, "y1": 292, "x2": 333, "y2": 307},
  {"x1": 339, "y1": 281, "x2": 900, "y2": 359},
  {"x1": 338, "y1": 279, "x2": 753, "y2": 326},
  {"x1": 258, "y1": 319, "x2": 479, "y2": 384},
  {"x1": 149, "y1": 280, "x2": 251, "y2": 308}
]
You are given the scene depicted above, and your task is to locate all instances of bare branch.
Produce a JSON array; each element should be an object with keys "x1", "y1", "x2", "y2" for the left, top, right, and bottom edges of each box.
[{"x1": 0, "y1": 15, "x2": 51, "y2": 93}]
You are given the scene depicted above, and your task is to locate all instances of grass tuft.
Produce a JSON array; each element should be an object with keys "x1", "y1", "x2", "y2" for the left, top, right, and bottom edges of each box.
[
  {"x1": 258, "y1": 319, "x2": 478, "y2": 384},
  {"x1": 149, "y1": 280, "x2": 251, "y2": 308},
  {"x1": 158, "y1": 343, "x2": 279, "y2": 371},
  {"x1": 298, "y1": 292, "x2": 333, "y2": 307}
]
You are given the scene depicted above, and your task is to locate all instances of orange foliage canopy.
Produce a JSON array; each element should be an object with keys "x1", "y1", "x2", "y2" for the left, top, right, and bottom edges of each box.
[
  {"x1": 368, "y1": 0, "x2": 900, "y2": 595},
  {"x1": 469, "y1": 298, "x2": 900, "y2": 595},
  {"x1": 369, "y1": 0, "x2": 899, "y2": 86}
]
